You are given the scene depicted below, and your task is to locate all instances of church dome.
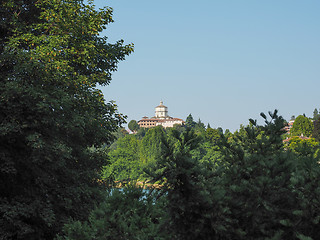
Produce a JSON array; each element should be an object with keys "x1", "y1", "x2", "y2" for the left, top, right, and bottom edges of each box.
[{"x1": 155, "y1": 101, "x2": 168, "y2": 118}]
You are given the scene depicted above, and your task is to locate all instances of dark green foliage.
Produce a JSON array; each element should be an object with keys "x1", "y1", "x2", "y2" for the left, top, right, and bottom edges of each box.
[
  {"x1": 195, "y1": 118, "x2": 206, "y2": 133},
  {"x1": 211, "y1": 110, "x2": 320, "y2": 239},
  {"x1": 291, "y1": 115, "x2": 314, "y2": 137},
  {"x1": 147, "y1": 128, "x2": 215, "y2": 240},
  {"x1": 313, "y1": 118, "x2": 320, "y2": 142},
  {"x1": 185, "y1": 114, "x2": 196, "y2": 128},
  {"x1": 135, "y1": 127, "x2": 148, "y2": 139},
  {"x1": 0, "y1": 0, "x2": 132, "y2": 238},
  {"x1": 128, "y1": 120, "x2": 140, "y2": 132},
  {"x1": 313, "y1": 108, "x2": 320, "y2": 121},
  {"x1": 66, "y1": 111, "x2": 320, "y2": 240},
  {"x1": 57, "y1": 186, "x2": 168, "y2": 240}
]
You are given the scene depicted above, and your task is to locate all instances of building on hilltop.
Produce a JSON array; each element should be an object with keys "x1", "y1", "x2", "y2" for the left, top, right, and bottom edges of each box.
[{"x1": 138, "y1": 101, "x2": 184, "y2": 128}]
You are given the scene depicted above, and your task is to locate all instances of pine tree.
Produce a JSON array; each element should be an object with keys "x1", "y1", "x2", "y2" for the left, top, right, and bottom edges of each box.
[{"x1": 185, "y1": 114, "x2": 196, "y2": 128}]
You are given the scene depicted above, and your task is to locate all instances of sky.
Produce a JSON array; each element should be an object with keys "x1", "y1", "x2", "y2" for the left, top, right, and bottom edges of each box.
[{"x1": 95, "y1": 0, "x2": 320, "y2": 131}]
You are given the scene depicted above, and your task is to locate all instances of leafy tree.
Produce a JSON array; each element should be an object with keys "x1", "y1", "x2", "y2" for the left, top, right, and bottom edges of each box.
[
  {"x1": 57, "y1": 186, "x2": 168, "y2": 240},
  {"x1": 290, "y1": 115, "x2": 314, "y2": 137},
  {"x1": 102, "y1": 135, "x2": 141, "y2": 184},
  {"x1": 185, "y1": 113, "x2": 196, "y2": 128},
  {"x1": 205, "y1": 128, "x2": 221, "y2": 145},
  {"x1": 0, "y1": 0, "x2": 133, "y2": 239},
  {"x1": 135, "y1": 127, "x2": 148, "y2": 139},
  {"x1": 128, "y1": 119, "x2": 140, "y2": 132},
  {"x1": 140, "y1": 126, "x2": 166, "y2": 165},
  {"x1": 287, "y1": 136, "x2": 320, "y2": 157}
]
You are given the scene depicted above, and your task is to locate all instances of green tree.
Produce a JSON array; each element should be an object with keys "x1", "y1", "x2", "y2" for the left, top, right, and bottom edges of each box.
[
  {"x1": 57, "y1": 186, "x2": 168, "y2": 240},
  {"x1": 140, "y1": 126, "x2": 166, "y2": 164},
  {"x1": 313, "y1": 118, "x2": 320, "y2": 142},
  {"x1": 205, "y1": 128, "x2": 221, "y2": 145},
  {"x1": 211, "y1": 111, "x2": 320, "y2": 239},
  {"x1": 290, "y1": 115, "x2": 314, "y2": 137},
  {"x1": 0, "y1": 0, "x2": 133, "y2": 239},
  {"x1": 128, "y1": 119, "x2": 140, "y2": 132},
  {"x1": 313, "y1": 108, "x2": 320, "y2": 120},
  {"x1": 185, "y1": 113, "x2": 196, "y2": 128},
  {"x1": 147, "y1": 128, "x2": 213, "y2": 239},
  {"x1": 102, "y1": 135, "x2": 141, "y2": 183},
  {"x1": 287, "y1": 136, "x2": 320, "y2": 157}
]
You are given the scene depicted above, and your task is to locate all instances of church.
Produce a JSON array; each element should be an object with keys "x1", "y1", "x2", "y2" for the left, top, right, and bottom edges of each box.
[{"x1": 138, "y1": 101, "x2": 184, "y2": 128}]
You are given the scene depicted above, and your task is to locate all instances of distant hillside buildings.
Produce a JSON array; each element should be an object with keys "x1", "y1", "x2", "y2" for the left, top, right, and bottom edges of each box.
[
  {"x1": 138, "y1": 101, "x2": 184, "y2": 128},
  {"x1": 283, "y1": 119, "x2": 295, "y2": 134}
]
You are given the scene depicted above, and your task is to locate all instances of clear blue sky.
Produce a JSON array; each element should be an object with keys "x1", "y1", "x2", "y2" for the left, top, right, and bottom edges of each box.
[{"x1": 96, "y1": 0, "x2": 320, "y2": 131}]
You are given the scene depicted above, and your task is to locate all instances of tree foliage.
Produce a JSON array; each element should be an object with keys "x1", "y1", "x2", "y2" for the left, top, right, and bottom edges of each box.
[
  {"x1": 291, "y1": 115, "x2": 314, "y2": 137},
  {"x1": 312, "y1": 118, "x2": 320, "y2": 142},
  {"x1": 57, "y1": 186, "x2": 168, "y2": 240},
  {"x1": 64, "y1": 111, "x2": 320, "y2": 240},
  {"x1": 0, "y1": 0, "x2": 133, "y2": 238},
  {"x1": 210, "y1": 111, "x2": 320, "y2": 239},
  {"x1": 185, "y1": 113, "x2": 196, "y2": 128},
  {"x1": 287, "y1": 136, "x2": 319, "y2": 157},
  {"x1": 128, "y1": 120, "x2": 140, "y2": 132}
]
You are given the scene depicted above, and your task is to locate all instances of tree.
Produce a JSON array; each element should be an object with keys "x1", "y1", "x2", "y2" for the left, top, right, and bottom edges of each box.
[
  {"x1": 211, "y1": 111, "x2": 320, "y2": 239},
  {"x1": 313, "y1": 108, "x2": 320, "y2": 121},
  {"x1": 147, "y1": 128, "x2": 213, "y2": 239},
  {"x1": 57, "y1": 186, "x2": 168, "y2": 240},
  {"x1": 102, "y1": 135, "x2": 141, "y2": 184},
  {"x1": 313, "y1": 118, "x2": 320, "y2": 142},
  {"x1": 287, "y1": 136, "x2": 319, "y2": 157},
  {"x1": 290, "y1": 115, "x2": 314, "y2": 137},
  {"x1": 185, "y1": 113, "x2": 196, "y2": 128},
  {"x1": 205, "y1": 128, "x2": 221, "y2": 145},
  {"x1": 128, "y1": 119, "x2": 140, "y2": 132},
  {"x1": 0, "y1": 0, "x2": 133, "y2": 239}
]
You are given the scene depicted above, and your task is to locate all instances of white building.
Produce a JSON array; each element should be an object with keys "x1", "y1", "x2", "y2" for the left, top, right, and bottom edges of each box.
[{"x1": 138, "y1": 101, "x2": 184, "y2": 128}]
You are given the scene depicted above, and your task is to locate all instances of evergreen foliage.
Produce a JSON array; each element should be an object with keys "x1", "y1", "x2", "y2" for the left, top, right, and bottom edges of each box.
[
  {"x1": 57, "y1": 186, "x2": 168, "y2": 240},
  {"x1": 185, "y1": 114, "x2": 196, "y2": 128},
  {"x1": 210, "y1": 111, "x2": 320, "y2": 239},
  {"x1": 313, "y1": 118, "x2": 320, "y2": 142},
  {"x1": 63, "y1": 111, "x2": 320, "y2": 240},
  {"x1": 147, "y1": 128, "x2": 214, "y2": 240},
  {"x1": 313, "y1": 108, "x2": 320, "y2": 121}
]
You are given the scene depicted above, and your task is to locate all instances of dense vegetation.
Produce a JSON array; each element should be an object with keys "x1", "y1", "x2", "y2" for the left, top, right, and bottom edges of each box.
[
  {"x1": 1, "y1": 1, "x2": 320, "y2": 239},
  {"x1": 60, "y1": 111, "x2": 320, "y2": 240},
  {"x1": 0, "y1": 0, "x2": 132, "y2": 239}
]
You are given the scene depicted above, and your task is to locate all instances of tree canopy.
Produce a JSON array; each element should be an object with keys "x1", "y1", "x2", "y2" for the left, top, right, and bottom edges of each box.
[
  {"x1": 128, "y1": 119, "x2": 140, "y2": 132},
  {"x1": 0, "y1": 0, "x2": 133, "y2": 238},
  {"x1": 290, "y1": 115, "x2": 314, "y2": 137}
]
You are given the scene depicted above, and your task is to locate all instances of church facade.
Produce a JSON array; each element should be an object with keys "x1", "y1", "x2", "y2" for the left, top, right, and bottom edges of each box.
[{"x1": 138, "y1": 101, "x2": 184, "y2": 128}]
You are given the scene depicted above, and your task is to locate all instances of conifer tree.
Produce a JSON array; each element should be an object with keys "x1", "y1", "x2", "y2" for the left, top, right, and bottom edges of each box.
[{"x1": 185, "y1": 113, "x2": 196, "y2": 128}]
